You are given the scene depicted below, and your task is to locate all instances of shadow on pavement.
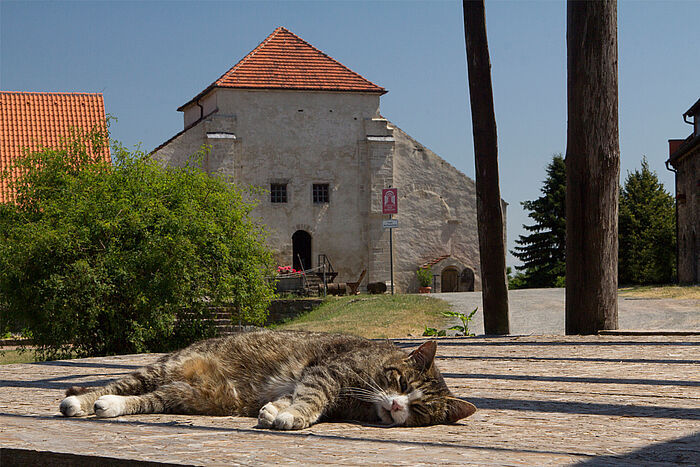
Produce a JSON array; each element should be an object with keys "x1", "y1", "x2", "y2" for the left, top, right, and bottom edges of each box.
[{"x1": 574, "y1": 431, "x2": 700, "y2": 465}]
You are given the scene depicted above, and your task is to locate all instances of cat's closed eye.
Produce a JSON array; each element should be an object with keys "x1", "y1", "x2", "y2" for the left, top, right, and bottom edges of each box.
[{"x1": 399, "y1": 375, "x2": 409, "y2": 393}]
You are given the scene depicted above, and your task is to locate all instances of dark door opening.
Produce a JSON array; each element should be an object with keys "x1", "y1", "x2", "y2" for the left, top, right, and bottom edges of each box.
[
  {"x1": 292, "y1": 230, "x2": 312, "y2": 271},
  {"x1": 441, "y1": 267, "x2": 459, "y2": 292},
  {"x1": 461, "y1": 268, "x2": 475, "y2": 291}
]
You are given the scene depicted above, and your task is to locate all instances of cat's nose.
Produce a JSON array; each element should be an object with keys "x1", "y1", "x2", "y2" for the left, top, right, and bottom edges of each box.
[{"x1": 391, "y1": 400, "x2": 403, "y2": 412}]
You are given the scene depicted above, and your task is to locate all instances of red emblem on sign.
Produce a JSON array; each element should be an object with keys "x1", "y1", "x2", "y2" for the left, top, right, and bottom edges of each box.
[{"x1": 382, "y1": 188, "x2": 398, "y2": 214}]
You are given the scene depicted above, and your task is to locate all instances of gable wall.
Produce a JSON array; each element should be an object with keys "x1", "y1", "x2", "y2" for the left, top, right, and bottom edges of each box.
[{"x1": 391, "y1": 125, "x2": 492, "y2": 292}]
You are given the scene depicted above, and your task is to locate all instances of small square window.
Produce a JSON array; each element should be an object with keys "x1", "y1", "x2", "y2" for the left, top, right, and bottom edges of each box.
[
  {"x1": 271, "y1": 183, "x2": 287, "y2": 203},
  {"x1": 313, "y1": 184, "x2": 329, "y2": 204}
]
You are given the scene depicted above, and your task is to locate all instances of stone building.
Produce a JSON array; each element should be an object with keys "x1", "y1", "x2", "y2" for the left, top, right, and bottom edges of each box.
[
  {"x1": 154, "y1": 27, "x2": 501, "y2": 292},
  {"x1": 667, "y1": 98, "x2": 700, "y2": 284}
]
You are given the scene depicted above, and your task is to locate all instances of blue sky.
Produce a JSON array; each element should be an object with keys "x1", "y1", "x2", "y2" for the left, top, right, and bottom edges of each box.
[{"x1": 2, "y1": 0, "x2": 698, "y2": 268}]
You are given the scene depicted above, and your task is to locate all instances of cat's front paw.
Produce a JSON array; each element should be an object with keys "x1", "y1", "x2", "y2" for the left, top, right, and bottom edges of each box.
[
  {"x1": 273, "y1": 410, "x2": 308, "y2": 430},
  {"x1": 257, "y1": 402, "x2": 278, "y2": 428},
  {"x1": 94, "y1": 395, "x2": 126, "y2": 418},
  {"x1": 59, "y1": 396, "x2": 85, "y2": 417}
]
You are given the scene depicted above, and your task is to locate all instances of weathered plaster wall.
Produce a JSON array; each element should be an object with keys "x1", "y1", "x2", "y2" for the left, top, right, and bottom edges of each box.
[{"x1": 391, "y1": 125, "x2": 492, "y2": 292}]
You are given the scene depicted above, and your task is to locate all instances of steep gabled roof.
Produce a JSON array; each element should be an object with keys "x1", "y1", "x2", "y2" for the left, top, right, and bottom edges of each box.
[
  {"x1": 0, "y1": 91, "x2": 110, "y2": 203},
  {"x1": 178, "y1": 27, "x2": 386, "y2": 111}
]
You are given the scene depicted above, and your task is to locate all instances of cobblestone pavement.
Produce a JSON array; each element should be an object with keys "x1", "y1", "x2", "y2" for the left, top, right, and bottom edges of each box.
[
  {"x1": 433, "y1": 288, "x2": 700, "y2": 335},
  {"x1": 1, "y1": 335, "x2": 699, "y2": 465}
]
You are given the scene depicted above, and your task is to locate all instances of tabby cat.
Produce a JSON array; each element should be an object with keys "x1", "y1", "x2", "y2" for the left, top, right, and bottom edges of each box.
[{"x1": 59, "y1": 330, "x2": 476, "y2": 429}]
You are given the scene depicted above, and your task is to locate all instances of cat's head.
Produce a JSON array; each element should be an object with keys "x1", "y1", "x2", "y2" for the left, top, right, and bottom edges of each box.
[{"x1": 357, "y1": 340, "x2": 476, "y2": 427}]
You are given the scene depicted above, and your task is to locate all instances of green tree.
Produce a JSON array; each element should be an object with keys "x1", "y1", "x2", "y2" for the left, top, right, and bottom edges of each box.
[
  {"x1": 618, "y1": 157, "x2": 676, "y2": 285},
  {"x1": 0, "y1": 124, "x2": 276, "y2": 360},
  {"x1": 511, "y1": 154, "x2": 566, "y2": 288}
]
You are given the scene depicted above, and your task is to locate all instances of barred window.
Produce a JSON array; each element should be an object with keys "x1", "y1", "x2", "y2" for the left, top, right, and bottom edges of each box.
[
  {"x1": 313, "y1": 184, "x2": 329, "y2": 204},
  {"x1": 270, "y1": 183, "x2": 287, "y2": 203}
]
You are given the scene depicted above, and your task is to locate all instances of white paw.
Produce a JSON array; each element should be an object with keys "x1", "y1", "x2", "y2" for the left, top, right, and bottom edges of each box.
[
  {"x1": 274, "y1": 411, "x2": 297, "y2": 430},
  {"x1": 257, "y1": 402, "x2": 278, "y2": 428},
  {"x1": 59, "y1": 396, "x2": 84, "y2": 417},
  {"x1": 94, "y1": 395, "x2": 126, "y2": 418},
  {"x1": 273, "y1": 410, "x2": 309, "y2": 430}
]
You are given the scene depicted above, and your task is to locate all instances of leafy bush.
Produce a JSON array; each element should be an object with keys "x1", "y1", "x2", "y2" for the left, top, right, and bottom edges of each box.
[
  {"x1": 416, "y1": 267, "x2": 432, "y2": 287},
  {"x1": 0, "y1": 124, "x2": 276, "y2": 359}
]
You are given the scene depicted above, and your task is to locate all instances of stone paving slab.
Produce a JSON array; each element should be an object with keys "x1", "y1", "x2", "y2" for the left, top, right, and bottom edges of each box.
[{"x1": 1, "y1": 335, "x2": 699, "y2": 466}]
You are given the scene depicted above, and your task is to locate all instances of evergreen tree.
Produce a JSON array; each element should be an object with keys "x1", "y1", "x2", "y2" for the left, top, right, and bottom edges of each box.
[
  {"x1": 511, "y1": 154, "x2": 566, "y2": 288},
  {"x1": 618, "y1": 157, "x2": 676, "y2": 285}
]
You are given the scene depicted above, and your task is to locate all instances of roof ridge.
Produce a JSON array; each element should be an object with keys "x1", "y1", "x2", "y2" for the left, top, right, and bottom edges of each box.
[
  {"x1": 265, "y1": 27, "x2": 384, "y2": 91},
  {"x1": 213, "y1": 27, "x2": 283, "y2": 87},
  {"x1": 177, "y1": 27, "x2": 385, "y2": 111}
]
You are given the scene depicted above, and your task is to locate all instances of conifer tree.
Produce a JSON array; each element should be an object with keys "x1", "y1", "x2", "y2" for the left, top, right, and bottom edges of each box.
[
  {"x1": 512, "y1": 154, "x2": 566, "y2": 288},
  {"x1": 618, "y1": 157, "x2": 676, "y2": 285}
]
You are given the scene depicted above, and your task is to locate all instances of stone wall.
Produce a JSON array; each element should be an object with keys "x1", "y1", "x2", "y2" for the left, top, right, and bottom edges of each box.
[
  {"x1": 390, "y1": 124, "x2": 499, "y2": 292},
  {"x1": 674, "y1": 148, "x2": 699, "y2": 284}
]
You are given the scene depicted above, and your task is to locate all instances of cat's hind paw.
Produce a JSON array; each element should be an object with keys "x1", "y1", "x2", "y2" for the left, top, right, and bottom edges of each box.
[
  {"x1": 257, "y1": 402, "x2": 278, "y2": 428},
  {"x1": 94, "y1": 395, "x2": 126, "y2": 418},
  {"x1": 59, "y1": 396, "x2": 85, "y2": 417}
]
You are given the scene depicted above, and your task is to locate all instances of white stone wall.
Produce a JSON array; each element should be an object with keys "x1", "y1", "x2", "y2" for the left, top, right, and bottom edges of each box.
[{"x1": 390, "y1": 125, "x2": 491, "y2": 292}]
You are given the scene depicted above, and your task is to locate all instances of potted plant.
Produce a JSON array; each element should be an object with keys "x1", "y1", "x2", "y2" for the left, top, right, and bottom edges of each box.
[{"x1": 416, "y1": 267, "x2": 432, "y2": 293}]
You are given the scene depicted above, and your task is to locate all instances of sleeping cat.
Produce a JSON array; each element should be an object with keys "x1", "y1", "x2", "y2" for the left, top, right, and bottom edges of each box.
[{"x1": 59, "y1": 330, "x2": 476, "y2": 429}]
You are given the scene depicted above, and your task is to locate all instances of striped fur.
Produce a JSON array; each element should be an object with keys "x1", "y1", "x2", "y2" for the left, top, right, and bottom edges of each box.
[{"x1": 59, "y1": 330, "x2": 476, "y2": 429}]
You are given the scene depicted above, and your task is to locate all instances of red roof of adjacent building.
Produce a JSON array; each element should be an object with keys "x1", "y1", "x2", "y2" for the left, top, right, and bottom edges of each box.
[
  {"x1": 0, "y1": 91, "x2": 110, "y2": 203},
  {"x1": 179, "y1": 27, "x2": 386, "y2": 111}
]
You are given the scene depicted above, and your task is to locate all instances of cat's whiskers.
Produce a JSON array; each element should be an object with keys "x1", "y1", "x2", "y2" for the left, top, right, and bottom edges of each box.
[{"x1": 340, "y1": 387, "x2": 385, "y2": 403}]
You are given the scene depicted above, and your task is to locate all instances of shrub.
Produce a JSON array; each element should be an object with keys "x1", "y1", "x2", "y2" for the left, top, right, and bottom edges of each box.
[
  {"x1": 0, "y1": 124, "x2": 276, "y2": 359},
  {"x1": 416, "y1": 267, "x2": 432, "y2": 288}
]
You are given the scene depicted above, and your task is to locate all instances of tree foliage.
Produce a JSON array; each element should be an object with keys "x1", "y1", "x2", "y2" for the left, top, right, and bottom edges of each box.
[
  {"x1": 618, "y1": 157, "x2": 676, "y2": 285},
  {"x1": 0, "y1": 124, "x2": 276, "y2": 359},
  {"x1": 511, "y1": 154, "x2": 566, "y2": 288}
]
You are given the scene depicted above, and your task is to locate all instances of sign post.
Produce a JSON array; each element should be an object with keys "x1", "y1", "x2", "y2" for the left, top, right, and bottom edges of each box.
[{"x1": 382, "y1": 188, "x2": 398, "y2": 295}]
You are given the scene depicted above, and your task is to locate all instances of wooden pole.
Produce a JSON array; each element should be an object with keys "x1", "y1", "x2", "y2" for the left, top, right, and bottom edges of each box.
[
  {"x1": 463, "y1": 0, "x2": 510, "y2": 335},
  {"x1": 565, "y1": 0, "x2": 620, "y2": 334}
]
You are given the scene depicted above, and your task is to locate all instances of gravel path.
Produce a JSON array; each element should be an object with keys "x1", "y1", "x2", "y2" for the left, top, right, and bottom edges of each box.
[{"x1": 432, "y1": 288, "x2": 700, "y2": 335}]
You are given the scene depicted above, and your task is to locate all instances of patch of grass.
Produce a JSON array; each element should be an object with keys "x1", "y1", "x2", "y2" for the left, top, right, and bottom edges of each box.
[
  {"x1": 272, "y1": 294, "x2": 451, "y2": 338},
  {"x1": 0, "y1": 349, "x2": 36, "y2": 365},
  {"x1": 619, "y1": 285, "x2": 700, "y2": 299}
]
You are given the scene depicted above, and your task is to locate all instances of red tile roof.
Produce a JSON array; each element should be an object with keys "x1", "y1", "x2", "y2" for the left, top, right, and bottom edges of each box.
[
  {"x1": 420, "y1": 255, "x2": 451, "y2": 269},
  {"x1": 179, "y1": 27, "x2": 386, "y2": 111},
  {"x1": 0, "y1": 91, "x2": 110, "y2": 203}
]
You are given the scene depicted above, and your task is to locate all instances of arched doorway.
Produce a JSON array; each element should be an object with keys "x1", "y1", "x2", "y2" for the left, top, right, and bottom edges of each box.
[
  {"x1": 461, "y1": 267, "x2": 475, "y2": 292},
  {"x1": 441, "y1": 267, "x2": 459, "y2": 292},
  {"x1": 292, "y1": 230, "x2": 312, "y2": 271}
]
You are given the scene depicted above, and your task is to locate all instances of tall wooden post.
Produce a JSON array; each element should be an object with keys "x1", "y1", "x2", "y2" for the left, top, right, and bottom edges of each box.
[
  {"x1": 565, "y1": 0, "x2": 620, "y2": 334},
  {"x1": 463, "y1": 0, "x2": 510, "y2": 335}
]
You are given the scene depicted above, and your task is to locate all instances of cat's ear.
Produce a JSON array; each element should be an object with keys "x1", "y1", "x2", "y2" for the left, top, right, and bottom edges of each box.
[
  {"x1": 446, "y1": 398, "x2": 477, "y2": 423},
  {"x1": 408, "y1": 340, "x2": 437, "y2": 371}
]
